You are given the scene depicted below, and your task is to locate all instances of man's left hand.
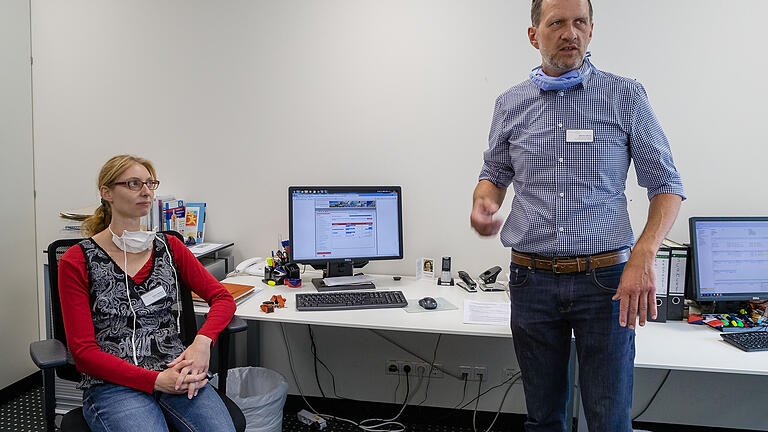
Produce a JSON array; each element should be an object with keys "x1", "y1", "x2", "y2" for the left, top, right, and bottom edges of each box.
[
  {"x1": 612, "y1": 252, "x2": 657, "y2": 329},
  {"x1": 168, "y1": 334, "x2": 212, "y2": 398}
]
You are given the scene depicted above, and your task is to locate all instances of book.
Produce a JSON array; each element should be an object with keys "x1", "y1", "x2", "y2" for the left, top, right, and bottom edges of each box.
[
  {"x1": 191, "y1": 282, "x2": 257, "y2": 306},
  {"x1": 152, "y1": 195, "x2": 175, "y2": 231},
  {"x1": 184, "y1": 202, "x2": 207, "y2": 244},
  {"x1": 164, "y1": 200, "x2": 185, "y2": 236}
]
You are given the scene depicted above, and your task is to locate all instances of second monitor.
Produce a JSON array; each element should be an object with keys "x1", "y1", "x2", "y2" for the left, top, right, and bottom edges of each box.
[{"x1": 288, "y1": 186, "x2": 403, "y2": 291}]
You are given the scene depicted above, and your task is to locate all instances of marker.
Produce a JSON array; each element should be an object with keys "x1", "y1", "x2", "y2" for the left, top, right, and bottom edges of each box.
[{"x1": 724, "y1": 314, "x2": 743, "y2": 327}]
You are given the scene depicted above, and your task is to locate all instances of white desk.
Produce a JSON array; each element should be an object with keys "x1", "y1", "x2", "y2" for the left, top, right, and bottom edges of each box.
[
  {"x1": 199, "y1": 274, "x2": 512, "y2": 338},
  {"x1": 634, "y1": 321, "x2": 768, "y2": 375},
  {"x1": 215, "y1": 274, "x2": 768, "y2": 374}
]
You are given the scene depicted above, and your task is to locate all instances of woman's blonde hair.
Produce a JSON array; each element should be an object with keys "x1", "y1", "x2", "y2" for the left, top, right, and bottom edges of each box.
[{"x1": 81, "y1": 155, "x2": 157, "y2": 237}]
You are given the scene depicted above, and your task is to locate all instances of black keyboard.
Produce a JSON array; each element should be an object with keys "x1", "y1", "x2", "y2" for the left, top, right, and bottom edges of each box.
[
  {"x1": 721, "y1": 331, "x2": 768, "y2": 352},
  {"x1": 295, "y1": 290, "x2": 408, "y2": 311}
]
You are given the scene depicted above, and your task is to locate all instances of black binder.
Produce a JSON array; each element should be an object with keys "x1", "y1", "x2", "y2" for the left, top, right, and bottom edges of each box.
[{"x1": 662, "y1": 239, "x2": 688, "y2": 321}]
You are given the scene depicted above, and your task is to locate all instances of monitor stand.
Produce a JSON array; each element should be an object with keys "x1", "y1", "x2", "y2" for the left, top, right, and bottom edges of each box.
[{"x1": 311, "y1": 261, "x2": 376, "y2": 292}]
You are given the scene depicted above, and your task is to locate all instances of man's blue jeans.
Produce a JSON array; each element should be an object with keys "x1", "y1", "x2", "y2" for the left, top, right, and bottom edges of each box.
[
  {"x1": 82, "y1": 382, "x2": 236, "y2": 432},
  {"x1": 509, "y1": 261, "x2": 635, "y2": 432}
]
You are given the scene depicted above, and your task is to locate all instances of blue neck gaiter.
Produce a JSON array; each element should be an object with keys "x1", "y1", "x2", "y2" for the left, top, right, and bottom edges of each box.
[{"x1": 530, "y1": 52, "x2": 592, "y2": 91}]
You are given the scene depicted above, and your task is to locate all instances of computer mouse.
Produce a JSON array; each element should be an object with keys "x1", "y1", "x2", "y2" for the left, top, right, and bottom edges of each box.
[{"x1": 418, "y1": 297, "x2": 438, "y2": 310}]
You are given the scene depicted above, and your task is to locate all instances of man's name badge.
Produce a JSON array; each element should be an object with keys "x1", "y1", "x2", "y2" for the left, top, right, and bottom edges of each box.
[
  {"x1": 141, "y1": 286, "x2": 167, "y2": 306},
  {"x1": 566, "y1": 129, "x2": 594, "y2": 143}
]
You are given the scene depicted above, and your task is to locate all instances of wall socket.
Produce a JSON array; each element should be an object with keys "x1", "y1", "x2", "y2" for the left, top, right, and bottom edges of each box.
[
  {"x1": 386, "y1": 360, "x2": 443, "y2": 378},
  {"x1": 459, "y1": 365, "x2": 487, "y2": 381}
]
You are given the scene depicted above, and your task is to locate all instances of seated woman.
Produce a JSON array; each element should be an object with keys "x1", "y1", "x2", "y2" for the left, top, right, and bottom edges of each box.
[{"x1": 58, "y1": 155, "x2": 237, "y2": 432}]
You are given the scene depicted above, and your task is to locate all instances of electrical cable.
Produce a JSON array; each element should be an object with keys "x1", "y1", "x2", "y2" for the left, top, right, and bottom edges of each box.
[
  {"x1": 281, "y1": 323, "x2": 408, "y2": 431},
  {"x1": 357, "y1": 368, "x2": 410, "y2": 432},
  {"x1": 417, "y1": 334, "x2": 442, "y2": 405},
  {"x1": 458, "y1": 372, "x2": 521, "y2": 410},
  {"x1": 393, "y1": 373, "x2": 402, "y2": 403},
  {"x1": 405, "y1": 371, "x2": 426, "y2": 405},
  {"x1": 476, "y1": 373, "x2": 520, "y2": 432},
  {"x1": 308, "y1": 325, "x2": 326, "y2": 398},
  {"x1": 472, "y1": 373, "x2": 484, "y2": 432},
  {"x1": 306, "y1": 325, "x2": 350, "y2": 400},
  {"x1": 370, "y1": 330, "x2": 462, "y2": 380},
  {"x1": 632, "y1": 369, "x2": 671, "y2": 421},
  {"x1": 452, "y1": 373, "x2": 470, "y2": 409}
]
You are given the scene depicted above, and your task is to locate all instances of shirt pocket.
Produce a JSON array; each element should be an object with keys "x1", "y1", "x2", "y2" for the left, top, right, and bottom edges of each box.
[{"x1": 566, "y1": 125, "x2": 630, "y2": 184}]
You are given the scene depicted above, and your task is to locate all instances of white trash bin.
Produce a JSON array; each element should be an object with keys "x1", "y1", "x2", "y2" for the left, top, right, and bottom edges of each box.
[{"x1": 211, "y1": 367, "x2": 289, "y2": 432}]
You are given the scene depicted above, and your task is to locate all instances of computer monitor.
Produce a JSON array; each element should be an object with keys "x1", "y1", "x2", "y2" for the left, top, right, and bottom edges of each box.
[
  {"x1": 689, "y1": 216, "x2": 768, "y2": 301},
  {"x1": 288, "y1": 186, "x2": 403, "y2": 290}
]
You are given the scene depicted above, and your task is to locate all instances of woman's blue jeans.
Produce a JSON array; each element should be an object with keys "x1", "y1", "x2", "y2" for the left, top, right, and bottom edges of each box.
[
  {"x1": 82, "y1": 382, "x2": 235, "y2": 432},
  {"x1": 509, "y1": 261, "x2": 635, "y2": 432}
]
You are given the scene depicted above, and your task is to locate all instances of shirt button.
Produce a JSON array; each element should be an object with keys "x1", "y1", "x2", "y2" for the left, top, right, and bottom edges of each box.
[
  {"x1": 558, "y1": 157, "x2": 564, "y2": 162},
  {"x1": 559, "y1": 227, "x2": 564, "y2": 232},
  {"x1": 559, "y1": 192, "x2": 564, "y2": 197},
  {"x1": 558, "y1": 91, "x2": 564, "y2": 97},
  {"x1": 557, "y1": 123, "x2": 563, "y2": 128}
]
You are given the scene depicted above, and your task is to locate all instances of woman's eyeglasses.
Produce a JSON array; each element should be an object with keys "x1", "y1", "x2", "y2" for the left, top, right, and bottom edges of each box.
[{"x1": 113, "y1": 178, "x2": 160, "y2": 191}]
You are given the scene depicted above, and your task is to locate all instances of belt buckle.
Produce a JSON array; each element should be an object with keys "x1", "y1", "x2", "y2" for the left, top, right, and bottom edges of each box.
[{"x1": 551, "y1": 258, "x2": 562, "y2": 274}]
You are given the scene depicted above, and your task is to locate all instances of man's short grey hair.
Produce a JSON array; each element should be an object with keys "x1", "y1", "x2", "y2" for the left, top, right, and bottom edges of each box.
[{"x1": 531, "y1": 0, "x2": 593, "y2": 27}]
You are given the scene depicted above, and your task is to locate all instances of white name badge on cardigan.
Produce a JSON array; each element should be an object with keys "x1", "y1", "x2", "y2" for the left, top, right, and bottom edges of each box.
[
  {"x1": 566, "y1": 129, "x2": 594, "y2": 142},
  {"x1": 140, "y1": 286, "x2": 167, "y2": 306}
]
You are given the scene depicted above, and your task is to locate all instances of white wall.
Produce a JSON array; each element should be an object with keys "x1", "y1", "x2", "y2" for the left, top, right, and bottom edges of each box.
[
  {"x1": 29, "y1": 0, "x2": 768, "y2": 428},
  {"x1": 0, "y1": 0, "x2": 38, "y2": 388},
  {"x1": 30, "y1": 0, "x2": 768, "y2": 276}
]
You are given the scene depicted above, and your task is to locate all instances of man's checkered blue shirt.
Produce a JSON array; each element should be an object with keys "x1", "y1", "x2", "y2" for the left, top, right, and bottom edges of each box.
[{"x1": 479, "y1": 59, "x2": 685, "y2": 256}]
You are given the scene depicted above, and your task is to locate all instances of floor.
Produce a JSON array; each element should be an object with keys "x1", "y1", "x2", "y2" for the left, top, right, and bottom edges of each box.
[
  {"x1": 0, "y1": 384, "x2": 759, "y2": 432},
  {"x1": 0, "y1": 387, "x2": 45, "y2": 432}
]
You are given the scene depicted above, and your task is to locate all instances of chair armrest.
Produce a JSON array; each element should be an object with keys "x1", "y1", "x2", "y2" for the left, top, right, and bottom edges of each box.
[
  {"x1": 205, "y1": 314, "x2": 247, "y2": 335},
  {"x1": 224, "y1": 316, "x2": 247, "y2": 334},
  {"x1": 30, "y1": 339, "x2": 67, "y2": 369}
]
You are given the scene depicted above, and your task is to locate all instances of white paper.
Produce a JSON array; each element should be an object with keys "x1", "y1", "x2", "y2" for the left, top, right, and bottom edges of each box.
[
  {"x1": 188, "y1": 243, "x2": 224, "y2": 256},
  {"x1": 463, "y1": 300, "x2": 511, "y2": 326},
  {"x1": 322, "y1": 274, "x2": 375, "y2": 286}
]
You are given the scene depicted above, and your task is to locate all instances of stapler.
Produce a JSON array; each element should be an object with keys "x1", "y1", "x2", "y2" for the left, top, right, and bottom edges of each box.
[{"x1": 478, "y1": 266, "x2": 505, "y2": 291}]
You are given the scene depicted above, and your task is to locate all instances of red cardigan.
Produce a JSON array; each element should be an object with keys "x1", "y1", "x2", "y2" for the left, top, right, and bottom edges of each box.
[{"x1": 58, "y1": 235, "x2": 235, "y2": 393}]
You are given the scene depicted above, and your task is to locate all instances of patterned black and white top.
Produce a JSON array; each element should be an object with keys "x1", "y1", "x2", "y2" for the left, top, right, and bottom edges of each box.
[{"x1": 77, "y1": 234, "x2": 185, "y2": 389}]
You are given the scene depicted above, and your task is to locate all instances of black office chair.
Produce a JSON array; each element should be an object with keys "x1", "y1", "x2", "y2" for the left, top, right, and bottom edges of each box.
[{"x1": 29, "y1": 232, "x2": 247, "y2": 432}]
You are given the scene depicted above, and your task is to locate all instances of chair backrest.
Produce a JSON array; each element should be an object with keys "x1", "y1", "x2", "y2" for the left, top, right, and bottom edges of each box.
[
  {"x1": 47, "y1": 238, "x2": 86, "y2": 382},
  {"x1": 47, "y1": 230, "x2": 198, "y2": 383}
]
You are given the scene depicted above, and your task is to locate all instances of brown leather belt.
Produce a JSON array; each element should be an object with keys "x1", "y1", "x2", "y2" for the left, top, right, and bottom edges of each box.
[{"x1": 511, "y1": 248, "x2": 631, "y2": 274}]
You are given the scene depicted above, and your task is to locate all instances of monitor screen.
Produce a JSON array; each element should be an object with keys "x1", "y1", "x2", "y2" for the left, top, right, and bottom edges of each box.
[
  {"x1": 288, "y1": 186, "x2": 403, "y2": 265},
  {"x1": 690, "y1": 216, "x2": 768, "y2": 301}
]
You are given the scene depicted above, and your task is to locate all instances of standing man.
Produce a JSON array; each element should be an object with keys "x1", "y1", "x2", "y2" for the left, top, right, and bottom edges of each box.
[{"x1": 470, "y1": 0, "x2": 684, "y2": 430}]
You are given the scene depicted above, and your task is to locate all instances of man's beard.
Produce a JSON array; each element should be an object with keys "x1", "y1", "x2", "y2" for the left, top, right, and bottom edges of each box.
[{"x1": 543, "y1": 51, "x2": 584, "y2": 74}]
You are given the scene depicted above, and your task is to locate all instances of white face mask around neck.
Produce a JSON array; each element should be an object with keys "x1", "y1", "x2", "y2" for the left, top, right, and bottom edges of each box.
[{"x1": 109, "y1": 227, "x2": 157, "y2": 253}]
